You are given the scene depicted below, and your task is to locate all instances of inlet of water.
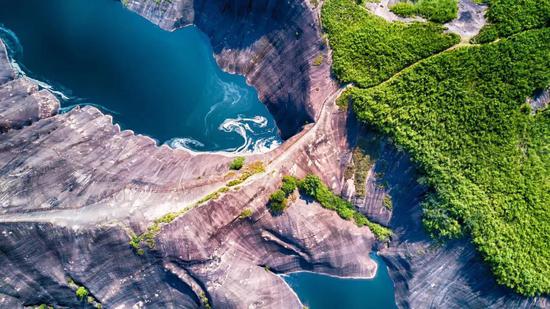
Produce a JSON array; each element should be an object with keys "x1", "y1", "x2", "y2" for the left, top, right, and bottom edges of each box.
[
  {"x1": 283, "y1": 253, "x2": 397, "y2": 309},
  {"x1": 0, "y1": 0, "x2": 281, "y2": 152}
]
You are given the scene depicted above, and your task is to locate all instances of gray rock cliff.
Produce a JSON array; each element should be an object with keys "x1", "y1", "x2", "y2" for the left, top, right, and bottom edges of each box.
[{"x1": 0, "y1": 0, "x2": 547, "y2": 308}]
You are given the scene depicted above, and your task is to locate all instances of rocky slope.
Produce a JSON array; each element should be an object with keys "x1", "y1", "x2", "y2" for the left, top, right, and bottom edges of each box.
[
  {"x1": 0, "y1": 20, "x2": 369, "y2": 307},
  {"x1": 125, "y1": 0, "x2": 333, "y2": 139},
  {"x1": 0, "y1": 0, "x2": 548, "y2": 308}
]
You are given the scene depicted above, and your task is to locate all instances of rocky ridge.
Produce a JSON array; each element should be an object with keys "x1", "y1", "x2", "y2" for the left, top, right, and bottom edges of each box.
[
  {"x1": 0, "y1": 0, "x2": 548, "y2": 308},
  {"x1": 0, "y1": 14, "x2": 369, "y2": 307}
]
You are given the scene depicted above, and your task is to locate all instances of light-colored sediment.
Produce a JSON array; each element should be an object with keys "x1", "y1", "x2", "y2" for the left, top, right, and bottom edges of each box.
[{"x1": 445, "y1": 0, "x2": 487, "y2": 41}]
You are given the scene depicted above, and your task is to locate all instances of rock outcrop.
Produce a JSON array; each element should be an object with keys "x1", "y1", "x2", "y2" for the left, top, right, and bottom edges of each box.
[
  {"x1": 0, "y1": 10, "x2": 367, "y2": 306},
  {"x1": 0, "y1": 0, "x2": 547, "y2": 308}
]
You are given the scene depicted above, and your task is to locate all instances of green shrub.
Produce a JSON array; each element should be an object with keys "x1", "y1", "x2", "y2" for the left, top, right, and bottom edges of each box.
[
  {"x1": 281, "y1": 176, "x2": 299, "y2": 195},
  {"x1": 76, "y1": 286, "x2": 88, "y2": 300},
  {"x1": 229, "y1": 157, "x2": 245, "y2": 170},
  {"x1": 239, "y1": 208, "x2": 254, "y2": 219},
  {"x1": 199, "y1": 292, "x2": 212, "y2": 309},
  {"x1": 269, "y1": 190, "x2": 288, "y2": 212}
]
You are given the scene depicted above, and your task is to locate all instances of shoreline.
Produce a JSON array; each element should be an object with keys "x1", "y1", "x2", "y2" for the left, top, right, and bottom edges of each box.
[{"x1": 0, "y1": 25, "x2": 285, "y2": 158}]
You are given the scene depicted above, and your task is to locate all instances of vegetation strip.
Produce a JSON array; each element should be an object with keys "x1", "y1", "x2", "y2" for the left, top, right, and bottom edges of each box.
[
  {"x1": 390, "y1": 0, "x2": 459, "y2": 23},
  {"x1": 297, "y1": 174, "x2": 392, "y2": 241},
  {"x1": 130, "y1": 161, "x2": 265, "y2": 253},
  {"x1": 269, "y1": 174, "x2": 392, "y2": 241}
]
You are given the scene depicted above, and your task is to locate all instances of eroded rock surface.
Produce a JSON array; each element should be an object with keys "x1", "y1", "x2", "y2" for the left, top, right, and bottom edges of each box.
[
  {"x1": 0, "y1": 6, "x2": 368, "y2": 306},
  {"x1": 445, "y1": 0, "x2": 487, "y2": 41},
  {"x1": 125, "y1": 0, "x2": 333, "y2": 139},
  {"x1": 0, "y1": 1, "x2": 547, "y2": 308}
]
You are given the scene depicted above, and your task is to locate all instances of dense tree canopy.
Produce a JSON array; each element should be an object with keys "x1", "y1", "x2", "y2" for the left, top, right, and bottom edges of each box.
[
  {"x1": 324, "y1": 0, "x2": 550, "y2": 296},
  {"x1": 322, "y1": 0, "x2": 459, "y2": 87},
  {"x1": 472, "y1": 0, "x2": 550, "y2": 43},
  {"x1": 348, "y1": 29, "x2": 550, "y2": 296},
  {"x1": 390, "y1": 0, "x2": 459, "y2": 23}
]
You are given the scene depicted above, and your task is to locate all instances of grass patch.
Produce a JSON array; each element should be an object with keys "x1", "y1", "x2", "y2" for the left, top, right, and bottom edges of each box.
[
  {"x1": 322, "y1": 0, "x2": 459, "y2": 88},
  {"x1": 390, "y1": 0, "x2": 459, "y2": 23},
  {"x1": 349, "y1": 136, "x2": 380, "y2": 197},
  {"x1": 346, "y1": 28, "x2": 550, "y2": 296},
  {"x1": 229, "y1": 156, "x2": 245, "y2": 170},
  {"x1": 298, "y1": 174, "x2": 392, "y2": 241},
  {"x1": 227, "y1": 161, "x2": 265, "y2": 187},
  {"x1": 239, "y1": 208, "x2": 254, "y2": 219},
  {"x1": 383, "y1": 195, "x2": 393, "y2": 210},
  {"x1": 312, "y1": 54, "x2": 324, "y2": 66}
]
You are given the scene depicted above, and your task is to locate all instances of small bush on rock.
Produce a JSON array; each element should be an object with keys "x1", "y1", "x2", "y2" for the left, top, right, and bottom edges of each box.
[{"x1": 229, "y1": 157, "x2": 245, "y2": 170}]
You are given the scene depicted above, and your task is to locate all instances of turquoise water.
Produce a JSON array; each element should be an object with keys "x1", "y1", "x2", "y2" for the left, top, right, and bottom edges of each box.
[
  {"x1": 0, "y1": 0, "x2": 280, "y2": 152},
  {"x1": 283, "y1": 253, "x2": 397, "y2": 309}
]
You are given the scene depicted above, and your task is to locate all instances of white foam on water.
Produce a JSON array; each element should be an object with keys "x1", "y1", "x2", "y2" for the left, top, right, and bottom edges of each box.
[
  {"x1": 203, "y1": 79, "x2": 245, "y2": 130},
  {"x1": 0, "y1": 25, "x2": 23, "y2": 56},
  {"x1": 218, "y1": 115, "x2": 273, "y2": 153},
  {"x1": 0, "y1": 25, "x2": 71, "y2": 101},
  {"x1": 252, "y1": 137, "x2": 281, "y2": 153},
  {"x1": 166, "y1": 137, "x2": 206, "y2": 150},
  {"x1": 59, "y1": 102, "x2": 120, "y2": 115}
]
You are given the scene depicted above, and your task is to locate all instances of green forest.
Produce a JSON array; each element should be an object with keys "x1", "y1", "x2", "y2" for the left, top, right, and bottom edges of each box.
[
  {"x1": 321, "y1": 0, "x2": 459, "y2": 87},
  {"x1": 472, "y1": 0, "x2": 550, "y2": 43},
  {"x1": 323, "y1": 0, "x2": 550, "y2": 297},
  {"x1": 390, "y1": 0, "x2": 458, "y2": 23}
]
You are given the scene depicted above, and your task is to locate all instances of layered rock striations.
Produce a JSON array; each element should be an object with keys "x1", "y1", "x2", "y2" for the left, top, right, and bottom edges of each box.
[
  {"x1": 125, "y1": 0, "x2": 333, "y2": 139},
  {"x1": 0, "y1": 0, "x2": 547, "y2": 308},
  {"x1": 0, "y1": 9, "x2": 366, "y2": 306}
]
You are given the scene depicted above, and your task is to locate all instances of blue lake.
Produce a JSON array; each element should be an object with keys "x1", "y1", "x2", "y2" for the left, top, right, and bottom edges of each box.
[
  {"x1": 0, "y1": 0, "x2": 281, "y2": 152},
  {"x1": 283, "y1": 253, "x2": 397, "y2": 309}
]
